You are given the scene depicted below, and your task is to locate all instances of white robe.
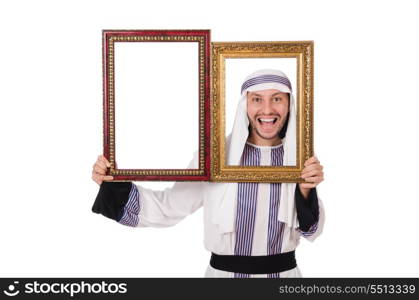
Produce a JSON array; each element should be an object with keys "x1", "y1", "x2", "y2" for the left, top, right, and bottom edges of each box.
[{"x1": 129, "y1": 145, "x2": 325, "y2": 277}]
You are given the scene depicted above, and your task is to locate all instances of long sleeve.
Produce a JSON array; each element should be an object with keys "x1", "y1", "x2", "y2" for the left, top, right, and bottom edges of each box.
[
  {"x1": 294, "y1": 186, "x2": 325, "y2": 241},
  {"x1": 91, "y1": 153, "x2": 204, "y2": 228},
  {"x1": 295, "y1": 186, "x2": 319, "y2": 232},
  {"x1": 91, "y1": 181, "x2": 133, "y2": 222}
]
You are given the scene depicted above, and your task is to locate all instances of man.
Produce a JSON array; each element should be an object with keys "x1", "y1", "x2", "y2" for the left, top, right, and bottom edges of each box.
[{"x1": 92, "y1": 69, "x2": 324, "y2": 277}]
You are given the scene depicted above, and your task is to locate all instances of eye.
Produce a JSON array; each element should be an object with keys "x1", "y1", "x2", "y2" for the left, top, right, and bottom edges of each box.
[
  {"x1": 273, "y1": 97, "x2": 282, "y2": 102},
  {"x1": 253, "y1": 97, "x2": 262, "y2": 103}
]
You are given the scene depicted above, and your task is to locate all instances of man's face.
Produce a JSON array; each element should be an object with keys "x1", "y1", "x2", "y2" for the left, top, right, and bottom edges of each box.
[{"x1": 247, "y1": 89, "x2": 289, "y2": 143}]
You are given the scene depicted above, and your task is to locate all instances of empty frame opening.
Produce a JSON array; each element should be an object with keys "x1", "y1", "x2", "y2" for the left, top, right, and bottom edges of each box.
[{"x1": 114, "y1": 42, "x2": 199, "y2": 169}]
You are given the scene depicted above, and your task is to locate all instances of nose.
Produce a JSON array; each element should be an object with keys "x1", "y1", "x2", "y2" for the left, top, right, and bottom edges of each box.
[{"x1": 261, "y1": 100, "x2": 274, "y2": 115}]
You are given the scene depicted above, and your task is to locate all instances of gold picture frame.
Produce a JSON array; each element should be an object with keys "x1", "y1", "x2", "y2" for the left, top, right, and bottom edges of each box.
[{"x1": 211, "y1": 41, "x2": 314, "y2": 182}]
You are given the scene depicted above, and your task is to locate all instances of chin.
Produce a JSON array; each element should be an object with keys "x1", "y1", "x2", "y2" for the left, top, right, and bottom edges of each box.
[
  {"x1": 261, "y1": 135, "x2": 280, "y2": 140},
  {"x1": 256, "y1": 130, "x2": 281, "y2": 140}
]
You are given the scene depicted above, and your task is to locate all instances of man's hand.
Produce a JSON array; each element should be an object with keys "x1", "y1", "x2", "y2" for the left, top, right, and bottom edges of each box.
[
  {"x1": 92, "y1": 155, "x2": 114, "y2": 185},
  {"x1": 299, "y1": 156, "x2": 324, "y2": 199}
]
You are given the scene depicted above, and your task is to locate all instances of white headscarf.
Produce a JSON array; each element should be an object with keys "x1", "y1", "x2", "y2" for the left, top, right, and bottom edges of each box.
[{"x1": 212, "y1": 69, "x2": 299, "y2": 233}]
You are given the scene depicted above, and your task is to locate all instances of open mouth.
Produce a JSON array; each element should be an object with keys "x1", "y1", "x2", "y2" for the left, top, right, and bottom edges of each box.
[{"x1": 257, "y1": 117, "x2": 278, "y2": 125}]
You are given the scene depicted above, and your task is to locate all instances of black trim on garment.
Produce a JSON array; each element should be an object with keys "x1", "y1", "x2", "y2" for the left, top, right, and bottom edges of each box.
[
  {"x1": 294, "y1": 186, "x2": 319, "y2": 232},
  {"x1": 92, "y1": 182, "x2": 132, "y2": 222},
  {"x1": 210, "y1": 251, "x2": 296, "y2": 274}
]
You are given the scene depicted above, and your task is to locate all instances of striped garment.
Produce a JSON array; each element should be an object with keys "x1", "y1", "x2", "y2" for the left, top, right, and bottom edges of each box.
[
  {"x1": 118, "y1": 142, "x2": 318, "y2": 277},
  {"x1": 234, "y1": 142, "x2": 286, "y2": 278},
  {"x1": 241, "y1": 74, "x2": 292, "y2": 94},
  {"x1": 118, "y1": 184, "x2": 140, "y2": 227}
]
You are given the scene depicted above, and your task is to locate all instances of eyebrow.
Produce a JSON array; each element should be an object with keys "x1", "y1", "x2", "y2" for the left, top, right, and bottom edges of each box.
[
  {"x1": 248, "y1": 92, "x2": 263, "y2": 97},
  {"x1": 271, "y1": 92, "x2": 284, "y2": 97}
]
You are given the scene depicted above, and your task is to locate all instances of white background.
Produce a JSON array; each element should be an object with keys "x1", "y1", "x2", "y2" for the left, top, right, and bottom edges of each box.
[{"x1": 1, "y1": 0, "x2": 418, "y2": 277}]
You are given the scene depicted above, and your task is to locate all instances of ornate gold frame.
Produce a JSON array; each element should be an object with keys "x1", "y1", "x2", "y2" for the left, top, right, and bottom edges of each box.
[{"x1": 211, "y1": 41, "x2": 314, "y2": 182}]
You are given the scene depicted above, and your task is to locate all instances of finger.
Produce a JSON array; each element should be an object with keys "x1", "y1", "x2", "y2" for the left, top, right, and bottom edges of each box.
[
  {"x1": 92, "y1": 165, "x2": 106, "y2": 176},
  {"x1": 95, "y1": 160, "x2": 107, "y2": 170},
  {"x1": 98, "y1": 155, "x2": 111, "y2": 168},
  {"x1": 303, "y1": 176, "x2": 324, "y2": 184},
  {"x1": 301, "y1": 164, "x2": 323, "y2": 175},
  {"x1": 102, "y1": 175, "x2": 114, "y2": 181},
  {"x1": 93, "y1": 163, "x2": 108, "y2": 174},
  {"x1": 299, "y1": 183, "x2": 316, "y2": 189},
  {"x1": 94, "y1": 165, "x2": 106, "y2": 175},
  {"x1": 301, "y1": 170, "x2": 323, "y2": 179},
  {"x1": 304, "y1": 155, "x2": 319, "y2": 167},
  {"x1": 93, "y1": 174, "x2": 113, "y2": 184}
]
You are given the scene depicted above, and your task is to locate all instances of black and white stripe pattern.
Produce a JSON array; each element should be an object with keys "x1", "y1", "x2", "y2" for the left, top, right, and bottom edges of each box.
[
  {"x1": 234, "y1": 144, "x2": 261, "y2": 278},
  {"x1": 119, "y1": 183, "x2": 140, "y2": 227},
  {"x1": 241, "y1": 75, "x2": 292, "y2": 94},
  {"x1": 234, "y1": 144, "x2": 288, "y2": 278}
]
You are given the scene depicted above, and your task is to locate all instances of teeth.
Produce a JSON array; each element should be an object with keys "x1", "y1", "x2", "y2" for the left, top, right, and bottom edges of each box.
[{"x1": 259, "y1": 118, "x2": 275, "y2": 122}]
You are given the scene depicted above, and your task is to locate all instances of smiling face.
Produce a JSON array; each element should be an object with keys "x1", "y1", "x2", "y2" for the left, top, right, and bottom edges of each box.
[{"x1": 247, "y1": 89, "x2": 289, "y2": 146}]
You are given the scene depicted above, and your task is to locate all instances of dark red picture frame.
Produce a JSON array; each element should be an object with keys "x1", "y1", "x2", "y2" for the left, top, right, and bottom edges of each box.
[{"x1": 103, "y1": 30, "x2": 211, "y2": 181}]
